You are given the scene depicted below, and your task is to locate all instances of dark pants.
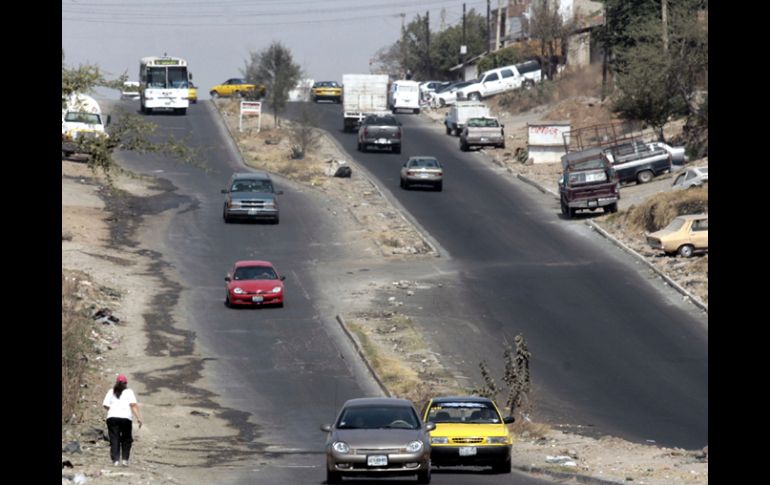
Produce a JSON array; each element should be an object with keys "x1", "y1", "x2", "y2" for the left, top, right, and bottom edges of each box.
[{"x1": 106, "y1": 417, "x2": 133, "y2": 462}]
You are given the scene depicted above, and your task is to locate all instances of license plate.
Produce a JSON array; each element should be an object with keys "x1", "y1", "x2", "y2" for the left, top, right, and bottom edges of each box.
[
  {"x1": 459, "y1": 447, "x2": 477, "y2": 456},
  {"x1": 367, "y1": 455, "x2": 388, "y2": 466},
  {"x1": 378, "y1": 138, "x2": 388, "y2": 144},
  {"x1": 420, "y1": 173, "x2": 429, "y2": 178},
  {"x1": 588, "y1": 200, "x2": 598, "y2": 207},
  {"x1": 248, "y1": 209, "x2": 258, "y2": 215},
  {"x1": 251, "y1": 296, "x2": 263, "y2": 303},
  {"x1": 480, "y1": 137, "x2": 488, "y2": 142}
]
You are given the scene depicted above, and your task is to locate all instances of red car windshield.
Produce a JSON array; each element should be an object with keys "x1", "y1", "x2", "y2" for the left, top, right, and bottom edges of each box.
[{"x1": 234, "y1": 266, "x2": 277, "y2": 281}]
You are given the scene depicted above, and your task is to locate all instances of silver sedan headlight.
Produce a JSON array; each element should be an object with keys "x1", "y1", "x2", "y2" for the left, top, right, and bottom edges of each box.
[
  {"x1": 332, "y1": 441, "x2": 349, "y2": 453},
  {"x1": 405, "y1": 440, "x2": 423, "y2": 453}
]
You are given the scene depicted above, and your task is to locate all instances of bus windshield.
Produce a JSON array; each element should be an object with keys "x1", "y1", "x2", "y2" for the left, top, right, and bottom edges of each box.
[{"x1": 146, "y1": 66, "x2": 188, "y2": 89}]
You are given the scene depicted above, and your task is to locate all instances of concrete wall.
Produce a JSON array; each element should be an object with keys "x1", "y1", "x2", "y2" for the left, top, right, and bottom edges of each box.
[{"x1": 528, "y1": 122, "x2": 570, "y2": 164}]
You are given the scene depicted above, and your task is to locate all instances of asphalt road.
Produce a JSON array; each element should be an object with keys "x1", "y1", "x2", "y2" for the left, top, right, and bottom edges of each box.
[
  {"x1": 108, "y1": 99, "x2": 555, "y2": 484},
  {"x1": 284, "y1": 102, "x2": 708, "y2": 449}
]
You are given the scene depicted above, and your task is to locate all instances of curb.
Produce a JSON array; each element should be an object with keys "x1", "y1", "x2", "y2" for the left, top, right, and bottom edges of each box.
[
  {"x1": 586, "y1": 220, "x2": 708, "y2": 313},
  {"x1": 334, "y1": 314, "x2": 391, "y2": 398},
  {"x1": 208, "y1": 100, "x2": 250, "y2": 171},
  {"x1": 513, "y1": 465, "x2": 625, "y2": 485},
  {"x1": 516, "y1": 173, "x2": 559, "y2": 198}
]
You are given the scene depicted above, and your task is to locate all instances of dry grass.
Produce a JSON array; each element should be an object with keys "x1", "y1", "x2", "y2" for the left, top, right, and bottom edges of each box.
[
  {"x1": 61, "y1": 270, "x2": 94, "y2": 425},
  {"x1": 619, "y1": 186, "x2": 708, "y2": 233}
]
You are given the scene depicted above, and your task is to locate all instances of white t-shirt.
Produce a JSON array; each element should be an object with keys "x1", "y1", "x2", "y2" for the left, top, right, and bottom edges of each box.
[{"x1": 103, "y1": 388, "x2": 137, "y2": 420}]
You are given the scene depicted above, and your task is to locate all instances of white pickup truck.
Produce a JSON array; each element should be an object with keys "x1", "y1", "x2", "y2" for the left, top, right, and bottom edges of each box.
[
  {"x1": 444, "y1": 101, "x2": 490, "y2": 136},
  {"x1": 459, "y1": 116, "x2": 505, "y2": 151}
]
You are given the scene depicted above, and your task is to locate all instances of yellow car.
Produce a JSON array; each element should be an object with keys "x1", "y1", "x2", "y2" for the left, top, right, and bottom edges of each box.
[
  {"x1": 311, "y1": 81, "x2": 342, "y2": 103},
  {"x1": 188, "y1": 82, "x2": 198, "y2": 104},
  {"x1": 209, "y1": 78, "x2": 266, "y2": 99},
  {"x1": 423, "y1": 396, "x2": 513, "y2": 473},
  {"x1": 646, "y1": 213, "x2": 708, "y2": 258}
]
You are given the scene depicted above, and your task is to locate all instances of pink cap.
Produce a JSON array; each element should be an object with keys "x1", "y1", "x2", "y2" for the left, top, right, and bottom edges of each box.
[{"x1": 116, "y1": 374, "x2": 128, "y2": 383}]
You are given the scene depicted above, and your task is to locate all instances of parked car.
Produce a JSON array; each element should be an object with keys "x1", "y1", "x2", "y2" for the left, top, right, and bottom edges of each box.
[
  {"x1": 559, "y1": 147, "x2": 619, "y2": 218},
  {"x1": 646, "y1": 214, "x2": 708, "y2": 258},
  {"x1": 455, "y1": 63, "x2": 533, "y2": 101},
  {"x1": 419, "y1": 80, "x2": 451, "y2": 101},
  {"x1": 459, "y1": 116, "x2": 505, "y2": 150},
  {"x1": 221, "y1": 171, "x2": 282, "y2": 223},
  {"x1": 671, "y1": 166, "x2": 708, "y2": 190},
  {"x1": 311, "y1": 81, "x2": 342, "y2": 103},
  {"x1": 321, "y1": 397, "x2": 435, "y2": 484},
  {"x1": 210, "y1": 78, "x2": 265, "y2": 99},
  {"x1": 400, "y1": 156, "x2": 443, "y2": 191},
  {"x1": 224, "y1": 260, "x2": 285, "y2": 307},
  {"x1": 422, "y1": 396, "x2": 514, "y2": 473},
  {"x1": 188, "y1": 82, "x2": 198, "y2": 104},
  {"x1": 431, "y1": 80, "x2": 474, "y2": 107},
  {"x1": 357, "y1": 114, "x2": 402, "y2": 153}
]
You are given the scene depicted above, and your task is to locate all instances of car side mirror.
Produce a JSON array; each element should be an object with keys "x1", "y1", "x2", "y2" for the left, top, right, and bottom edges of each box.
[
  {"x1": 320, "y1": 424, "x2": 332, "y2": 432},
  {"x1": 503, "y1": 416, "x2": 515, "y2": 424},
  {"x1": 221, "y1": 189, "x2": 229, "y2": 194},
  {"x1": 425, "y1": 422, "x2": 436, "y2": 431},
  {"x1": 224, "y1": 276, "x2": 231, "y2": 282},
  {"x1": 280, "y1": 275, "x2": 286, "y2": 281}
]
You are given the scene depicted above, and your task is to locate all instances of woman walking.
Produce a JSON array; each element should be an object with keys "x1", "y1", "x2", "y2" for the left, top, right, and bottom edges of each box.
[{"x1": 103, "y1": 374, "x2": 143, "y2": 466}]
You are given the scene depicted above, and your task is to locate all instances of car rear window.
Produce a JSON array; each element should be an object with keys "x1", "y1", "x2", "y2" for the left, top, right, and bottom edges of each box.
[{"x1": 367, "y1": 116, "x2": 398, "y2": 126}]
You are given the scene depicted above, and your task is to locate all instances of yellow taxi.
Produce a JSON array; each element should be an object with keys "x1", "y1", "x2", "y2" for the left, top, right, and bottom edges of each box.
[
  {"x1": 209, "y1": 78, "x2": 265, "y2": 99},
  {"x1": 422, "y1": 396, "x2": 513, "y2": 473},
  {"x1": 188, "y1": 82, "x2": 198, "y2": 104},
  {"x1": 311, "y1": 81, "x2": 342, "y2": 103}
]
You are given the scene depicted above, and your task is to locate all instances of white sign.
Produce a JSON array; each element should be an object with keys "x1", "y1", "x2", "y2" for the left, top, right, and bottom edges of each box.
[
  {"x1": 240, "y1": 101, "x2": 262, "y2": 132},
  {"x1": 528, "y1": 122, "x2": 570, "y2": 147}
]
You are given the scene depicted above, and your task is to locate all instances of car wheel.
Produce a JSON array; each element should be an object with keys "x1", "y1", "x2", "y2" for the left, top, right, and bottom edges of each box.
[
  {"x1": 272, "y1": 216, "x2": 280, "y2": 225},
  {"x1": 223, "y1": 206, "x2": 231, "y2": 223},
  {"x1": 605, "y1": 202, "x2": 618, "y2": 214},
  {"x1": 326, "y1": 469, "x2": 342, "y2": 484},
  {"x1": 357, "y1": 141, "x2": 362, "y2": 152},
  {"x1": 210, "y1": 91, "x2": 219, "y2": 99},
  {"x1": 417, "y1": 466, "x2": 431, "y2": 484},
  {"x1": 225, "y1": 294, "x2": 231, "y2": 308},
  {"x1": 445, "y1": 125, "x2": 451, "y2": 135},
  {"x1": 438, "y1": 98, "x2": 446, "y2": 107},
  {"x1": 435, "y1": 181, "x2": 443, "y2": 191},
  {"x1": 636, "y1": 170, "x2": 654, "y2": 184},
  {"x1": 460, "y1": 140, "x2": 468, "y2": 151},
  {"x1": 561, "y1": 199, "x2": 569, "y2": 216},
  {"x1": 499, "y1": 142, "x2": 506, "y2": 149},
  {"x1": 523, "y1": 79, "x2": 535, "y2": 89},
  {"x1": 414, "y1": 108, "x2": 420, "y2": 115},
  {"x1": 678, "y1": 244, "x2": 695, "y2": 258}
]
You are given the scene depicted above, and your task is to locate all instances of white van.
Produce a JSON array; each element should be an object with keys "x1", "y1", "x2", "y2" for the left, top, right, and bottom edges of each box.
[{"x1": 389, "y1": 80, "x2": 421, "y2": 114}]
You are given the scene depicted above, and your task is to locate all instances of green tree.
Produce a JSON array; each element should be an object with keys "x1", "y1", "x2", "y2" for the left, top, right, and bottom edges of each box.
[
  {"x1": 61, "y1": 53, "x2": 196, "y2": 180},
  {"x1": 243, "y1": 42, "x2": 302, "y2": 127}
]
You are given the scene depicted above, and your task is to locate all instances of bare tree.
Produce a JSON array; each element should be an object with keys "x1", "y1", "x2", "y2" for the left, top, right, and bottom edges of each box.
[
  {"x1": 527, "y1": 0, "x2": 577, "y2": 80},
  {"x1": 243, "y1": 42, "x2": 302, "y2": 127}
]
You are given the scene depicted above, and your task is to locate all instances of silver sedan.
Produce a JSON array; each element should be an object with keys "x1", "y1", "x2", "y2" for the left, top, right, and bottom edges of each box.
[{"x1": 400, "y1": 156, "x2": 443, "y2": 191}]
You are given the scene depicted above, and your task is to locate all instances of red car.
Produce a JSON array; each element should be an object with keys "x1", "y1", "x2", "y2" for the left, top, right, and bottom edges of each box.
[{"x1": 224, "y1": 260, "x2": 285, "y2": 308}]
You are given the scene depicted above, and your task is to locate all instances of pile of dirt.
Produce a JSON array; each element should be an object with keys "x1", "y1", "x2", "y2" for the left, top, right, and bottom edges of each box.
[{"x1": 611, "y1": 186, "x2": 709, "y2": 234}]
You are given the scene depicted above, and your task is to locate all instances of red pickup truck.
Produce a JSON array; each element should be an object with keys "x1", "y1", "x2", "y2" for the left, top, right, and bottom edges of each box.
[{"x1": 558, "y1": 147, "x2": 619, "y2": 219}]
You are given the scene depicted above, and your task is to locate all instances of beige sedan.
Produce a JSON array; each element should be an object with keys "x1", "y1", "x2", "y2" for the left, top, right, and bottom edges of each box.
[
  {"x1": 646, "y1": 214, "x2": 708, "y2": 257},
  {"x1": 400, "y1": 156, "x2": 443, "y2": 191}
]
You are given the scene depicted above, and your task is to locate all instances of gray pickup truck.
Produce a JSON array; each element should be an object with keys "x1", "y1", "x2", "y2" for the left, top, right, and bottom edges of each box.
[
  {"x1": 357, "y1": 114, "x2": 402, "y2": 153},
  {"x1": 459, "y1": 117, "x2": 505, "y2": 151},
  {"x1": 603, "y1": 140, "x2": 671, "y2": 184},
  {"x1": 221, "y1": 171, "x2": 283, "y2": 224}
]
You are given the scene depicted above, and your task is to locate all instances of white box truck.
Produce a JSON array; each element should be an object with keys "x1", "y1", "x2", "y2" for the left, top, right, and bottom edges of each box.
[
  {"x1": 342, "y1": 74, "x2": 389, "y2": 132},
  {"x1": 444, "y1": 101, "x2": 490, "y2": 136}
]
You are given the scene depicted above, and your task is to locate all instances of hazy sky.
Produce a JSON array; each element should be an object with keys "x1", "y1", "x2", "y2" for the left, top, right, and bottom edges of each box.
[{"x1": 62, "y1": 0, "x2": 490, "y2": 100}]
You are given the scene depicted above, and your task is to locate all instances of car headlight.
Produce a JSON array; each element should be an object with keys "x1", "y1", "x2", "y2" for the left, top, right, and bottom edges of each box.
[
  {"x1": 332, "y1": 442, "x2": 349, "y2": 454},
  {"x1": 233, "y1": 287, "x2": 244, "y2": 295},
  {"x1": 405, "y1": 441, "x2": 423, "y2": 453},
  {"x1": 430, "y1": 437, "x2": 448, "y2": 445},
  {"x1": 231, "y1": 201, "x2": 242, "y2": 207},
  {"x1": 271, "y1": 286, "x2": 282, "y2": 293},
  {"x1": 487, "y1": 436, "x2": 509, "y2": 444}
]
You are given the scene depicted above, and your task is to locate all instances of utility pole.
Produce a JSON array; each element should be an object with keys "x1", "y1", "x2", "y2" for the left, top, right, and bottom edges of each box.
[
  {"x1": 495, "y1": 0, "x2": 502, "y2": 52},
  {"x1": 426, "y1": 10, "x2": 431, "y2": 79},
  {"x1": 400, "y1": 13, "x2": 407, "y2": 77},
  {"x1": 661, "y1": 0, "x2": 669, "y2": 52},
  {"x1": 487, "y1": 0, "x2": 491, "y2": 52},
  {"x1": 462, "y1": 3, "x2": 466, "y2": 65}
]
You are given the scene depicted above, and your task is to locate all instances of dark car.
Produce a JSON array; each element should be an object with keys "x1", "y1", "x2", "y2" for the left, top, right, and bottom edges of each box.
[
  {"x1": 321, "y1": 397, "x2": 435, "y2": 484},
  {"x1": 221, "y1": 172, "x2": 282, "y2": 223},
  {"x1": 357, "y1": 114, "x2": 402, "y2": 154}
]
